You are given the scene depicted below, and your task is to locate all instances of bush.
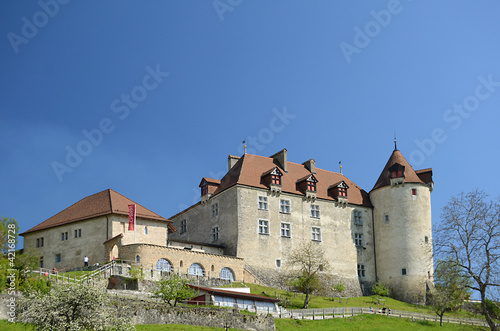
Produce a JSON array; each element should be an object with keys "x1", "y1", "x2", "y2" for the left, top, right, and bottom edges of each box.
[{"x1": 372, "y1": 282, "x2": 389, "y2": 297}]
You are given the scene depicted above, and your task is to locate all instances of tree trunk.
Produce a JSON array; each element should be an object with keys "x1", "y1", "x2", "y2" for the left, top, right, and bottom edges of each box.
[
  {"x1": 481, "y1": 289, "x2": 498, "y2": 331},
  {"x1": 439, "y1": 313, "x2": 443, "y2": 327},
  {"x1": 303, "y1": 293, "x2": 310, "y2": 309}
]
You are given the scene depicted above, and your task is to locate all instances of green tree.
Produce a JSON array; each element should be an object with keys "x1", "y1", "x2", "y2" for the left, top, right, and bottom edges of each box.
[
  {"x1": 152, "y1": 274, "x2": 198, "y2": 307},
  {"x1": 332, "y1": 281, "x2": 346, "y2": 300},
  {"x1": 286, "y1": 241, "x2": 329, "y2": 309},
  {"x1": 372, "y1": 281, "x2": 389, "y2": 297},
  {"x1": 17, "y1": 282, "x2": 134, "y2": 330},
  {"x1": 428, "y1": 259, "x2": 471, "y2": 326},
  {"x1": 434, "y1": 190, "x2": 500, "y2": 331}
]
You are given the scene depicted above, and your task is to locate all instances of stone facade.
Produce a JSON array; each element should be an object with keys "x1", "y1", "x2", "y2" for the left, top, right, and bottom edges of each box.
[
  {"x1": 119, "y1": 243, "x2": 251, "y2": 282},
  {"x1": 23, "y1": 214, "x2": 171, "y2": 271}
]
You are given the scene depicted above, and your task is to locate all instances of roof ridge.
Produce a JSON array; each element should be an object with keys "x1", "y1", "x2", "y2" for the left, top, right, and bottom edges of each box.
[{"x1": 107, "y1": 189, "x2": 113, "y2": 214}]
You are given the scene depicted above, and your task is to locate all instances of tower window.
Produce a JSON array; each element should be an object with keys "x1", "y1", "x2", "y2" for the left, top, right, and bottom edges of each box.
[
  {"x1": 276, "y1": 259, "x2": 281, "y2": 268},
  {"x1": 401, "y1": 268, "x2": 407, "y2": 276},
  {"x1": 211, "y1": 226, "x2": 219, "y2": 242},
  {"x1": 412, "y1": 188, "x2": 417, "y2": 196},
  {"x1": 144, "y1": 227, "x2": 148, "y2": 235},
  {"x1": 425, "y1": 236, "x2": 429, "y2": 243},
  {"x1": 357, "y1": 264, "x2": 365, "y2": 277},
  {"x1": 384, "y1": 215, "x2": 390, "y2": 223},
  {"x1": 136, "y1": 255, "x2": 140, "y2": 263}
]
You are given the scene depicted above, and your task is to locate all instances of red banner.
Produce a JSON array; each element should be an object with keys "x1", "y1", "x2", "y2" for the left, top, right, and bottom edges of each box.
[{"x1": 128, "y1": 204, "x2": 136, "y2": 231}]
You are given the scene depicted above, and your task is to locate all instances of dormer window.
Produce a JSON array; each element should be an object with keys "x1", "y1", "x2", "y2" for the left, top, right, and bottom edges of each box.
[
  {"x1": 389, "y1": 163, "x2": 405, "y2": 186},
  {"x1": 307, "y1": 180, "x2": 316, "y2": 192},
  {"x1": 329, "y1": 181, "x2": 349, "y2": 206},
  {"x1": 201, "y1": 184, "x2": 208, "y2": 196},
  {"x1": 261, "y1": 167, "x2": 283, "y2": 196},
  {"x1": 296, "y1": 174, "x2": 318, "y2": 201},
  {"x1": 199, "y1": 177, "x2": 221, "y2": 204},
  {"x1": 271, "y1": 173, "x2": 281, "y2": 185}
]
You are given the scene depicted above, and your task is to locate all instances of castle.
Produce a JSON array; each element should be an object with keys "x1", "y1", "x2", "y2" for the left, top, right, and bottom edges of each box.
[
  {"x1": 168, "y1": 146, "x2": 434, "y2": 302},
  {"x1": 22, "y1": 145, "x2": 434, "y2": 303}
]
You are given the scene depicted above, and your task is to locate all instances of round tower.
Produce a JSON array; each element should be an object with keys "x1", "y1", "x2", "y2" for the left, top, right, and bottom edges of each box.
[{"x1": 369, "y1": 146, "x2": 434, "y2": 303}]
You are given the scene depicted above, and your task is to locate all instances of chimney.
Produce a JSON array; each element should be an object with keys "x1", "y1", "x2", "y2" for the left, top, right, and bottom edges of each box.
[
  {"x1": 270, "y1": 149, "x2": 288, "y2": 172},
  {"x1": 228, "y1": 155, "x2": 240, "y2": 171},
  {"x1": 302, "y1": 159, "x2": 316, "y2": 174}
]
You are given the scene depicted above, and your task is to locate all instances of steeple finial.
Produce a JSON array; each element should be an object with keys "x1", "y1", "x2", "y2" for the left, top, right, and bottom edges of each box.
[
  {"x1": 339, "y1": 161, "x2": 342, "y2": 174},
  {"x1": 394, "y1": 133, "x2": 398, "y2": 150},
  {"x1": 243, "y1": 140, "x2": 247, "y2": 154}
]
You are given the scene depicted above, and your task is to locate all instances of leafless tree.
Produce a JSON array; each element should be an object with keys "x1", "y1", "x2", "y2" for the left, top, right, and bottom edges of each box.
[
  {"x1": 285, "y1": 241, "x2": 329, "y2": 309},
  {"x1": 434, "y1": 189, "x2": 500, "y2": 331}
]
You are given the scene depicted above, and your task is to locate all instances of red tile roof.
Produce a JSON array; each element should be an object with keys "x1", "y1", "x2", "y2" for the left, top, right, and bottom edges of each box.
[
  {"x1": 212, "y1": 153, "x2": 371, "y2": 207},
  {"x1": 371, "y1": 149, "x2": 431, "y2": 191},
  {"x1": 21, "y1": 189, "x2": 173, "y2": 235}
]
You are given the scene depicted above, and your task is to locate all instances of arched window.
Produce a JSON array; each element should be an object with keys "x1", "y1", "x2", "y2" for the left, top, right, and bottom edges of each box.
[
  {"x1": 156, "y1": 258, "x2": 172, "y2": 272},
  {"x1": 220, "y1": 267, "x2": 235, "y2": 281},
  {"x1": 189, "y1": 263, "x2": 204, "y2": 276},
  {"x1": 180, "y1": 260, "x2": 183, "y2": 268},
  {"x1": 136, "y1": 255, "x2": 140, "y2": 263}
]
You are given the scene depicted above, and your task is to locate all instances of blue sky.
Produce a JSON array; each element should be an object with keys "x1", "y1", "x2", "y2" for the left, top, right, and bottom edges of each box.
[{"x1": 1, "y1": 1, "x2": 499, "y2": 248}]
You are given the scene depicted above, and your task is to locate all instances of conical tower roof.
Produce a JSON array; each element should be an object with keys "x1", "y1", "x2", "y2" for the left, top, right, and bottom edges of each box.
[{"x1": 371, "y1": 148, "x2": 425, "y2": 192}]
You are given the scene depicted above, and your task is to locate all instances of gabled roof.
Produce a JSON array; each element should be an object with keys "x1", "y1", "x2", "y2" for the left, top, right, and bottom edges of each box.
[
  {"x1": 371, "y1": 149, "x2": 428, "y2": 191},
  {"x1": 21, "y1": 189, "x2": 173, "y2": 235},
  {"x1": 189, "y1": 285, "x2": 280, "y2": 303},
  {"x1": 199, "y1": 177, "x2": 221, "y2": 187},
  {"x1": 205, "y1": 153, "x2": 371, "y2": 207}
]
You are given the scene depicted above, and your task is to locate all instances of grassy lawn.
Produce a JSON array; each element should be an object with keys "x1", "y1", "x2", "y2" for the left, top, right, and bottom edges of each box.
[
  {"x1": 275, "y1": 314, "x2": 484, "y2": 330},
  {"x1": 224, "y1": 282, "x2": 481, "y2": 320}
]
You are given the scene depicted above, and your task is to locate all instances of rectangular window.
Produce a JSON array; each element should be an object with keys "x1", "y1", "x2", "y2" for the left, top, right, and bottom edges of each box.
[
  {"x1": 211, "y1": 226, "x2": 219, "y2": 242},
  {"x1": 65, "y1": 232, "x2": 68, "y2": 240},
  {"x1": 280, "y1": 199, "x2": 290, "y2": 214},
  {"x1": 425, "y1": 236, "x2": 429, "y2": 243},
  {"x1": 280, "y1": 223, "x2": 291, "y2": 237},
  {"x1": 412, "y1": 188, "x2": 417, "y2": 196},
  {"x1": 276, "y1": 259, "x2": 281, "y2": 268},
  {"x1": 212, "y1": 203, "x2": 219, "y2": 217},
  {"x1": 180, "y1": 220, "x2": 187, "y2": 234},
  {"x1": 311, "y1": 205, "x2": 320, "y2": 218},
  {"x1": 355, "y1": 233, "x2": 363, "y2": 246},
  {"x1": 144, "y1": 227, "x2": 148, "y2": 235},
  {"x1": 311, "y1": 227, "x2": 321, "y2": 241},
  {"x1": 357, "y1": 264, "x2": 365, "y2": 277},
  {"x1": 39, "y1": 256, "x2": 43, "y2": 268},
  {"x1": 36, "y1": 238, "x2": 40, "y2": 248},
  {"x1": 78, "y1": 229, "x2": 81, "y2": 237},
  {"x1": 307, "y1": 181, "x2": 316, "y2": 192},
  {"x1": 41, "y1": 237, "x2": 44, "y2": 247},
  {"x1": 75, "y1": 230, "x2": 78, "y2": 238},
  {"x1": 338, "y1": 187, "x2": 347, "y2": 197},
  {"x1": 61, "y1": 233, "x2": 64, "y2": 241},
  {"x1": 55, "y1": 254, "x2": 62, "y2": 264},
  {"x1": 384, "y1": 214, "x2": 390, "y2": 223},
  {"x1": 258, "y1": 196, "x2": 268, "y2": 210},
  {"x1": 402, "y1": 268, "x2": 407, "y2": 276},
  {"x1": 271, "y1": 174, "x2": 281, "y2": 185},
  {"x1": 354, "y1": 211, "x2": 363, "y2": 225},
  {"x1": 258, "y1": 220, "x2": 269, "y2": 235}
]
